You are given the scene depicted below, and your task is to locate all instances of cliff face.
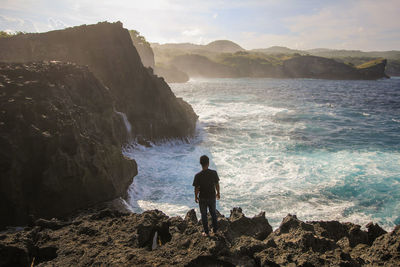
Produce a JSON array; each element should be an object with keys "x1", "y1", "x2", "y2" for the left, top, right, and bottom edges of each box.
[
  {"x1": 0, "y1": 22, "x2": 198, "y2": 228},
  {"x1": 0, "y1": 62, "x2": 137, "y2": 228},
  {"x1": 0, "y1": 207, "x2": 398, "y2": 266},
  {"x1": 0, "y1": 22, "x2": 197, "y2": 140}
]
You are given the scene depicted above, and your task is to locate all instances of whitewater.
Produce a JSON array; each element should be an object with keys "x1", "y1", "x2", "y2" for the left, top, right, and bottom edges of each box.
[{"x1": 124, "y1": 77, "x2": 400, "y2": 230}]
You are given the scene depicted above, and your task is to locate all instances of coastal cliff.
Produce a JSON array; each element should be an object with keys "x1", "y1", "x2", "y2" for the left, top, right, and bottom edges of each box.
[
  {"x1": 166, "y1": 53, "x2": 388, "y2": 80},
  {"x1": 0, "y1": 62, "x2": 137, "y2": 228},
  {"x1": 0, "y1": 22, "x2": 197, "y2": 140},
  {"x1": 152, "y1": 41, "x2": 389, "y2": 80},
  {"x1": 0, "y1": 22, "x2": 198, "y2": 229},
  {"x1": 283, "y1": 56, "x2": 389, "y2": 80},
  {"x1": 0, "y1": 207, "x2": 398, "y2": 266}
]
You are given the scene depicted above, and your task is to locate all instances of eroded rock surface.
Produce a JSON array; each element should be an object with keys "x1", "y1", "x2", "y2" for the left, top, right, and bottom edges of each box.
[
  {"x1": 0, "y1": 62, "x2": 136, "y2": 228},
  {"x1": 0, "y1": 207, "x2": 397, "y2": 266}
]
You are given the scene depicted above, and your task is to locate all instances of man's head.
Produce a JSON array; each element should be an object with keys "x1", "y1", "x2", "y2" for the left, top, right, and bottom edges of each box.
[{"x1": 200, "y1": 155, "x2": 209, "y2": 168}]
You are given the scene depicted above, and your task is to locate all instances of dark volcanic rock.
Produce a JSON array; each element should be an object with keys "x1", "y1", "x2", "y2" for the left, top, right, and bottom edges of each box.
[
  {"x1": 0, "y1": 21, "x2": 197, "y2": 140},
  {"x1": 0, "y1": 62, "x2": 137, "y2": 228},
  {"x1": 366, "y1": 221, "x2": 387, "y2": 245},
  {"x1": 0, "y1": 207, "x2": 398, "y2": 266}
]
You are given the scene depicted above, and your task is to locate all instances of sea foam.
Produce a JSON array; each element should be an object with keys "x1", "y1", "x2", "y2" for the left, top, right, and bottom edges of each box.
[{"x1": 125, "y1": 78, "x2": 400, "y2": 230}]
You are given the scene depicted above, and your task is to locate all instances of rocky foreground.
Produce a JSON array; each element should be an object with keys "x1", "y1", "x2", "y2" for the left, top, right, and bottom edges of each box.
[{"x1": 0, "y1": 206, "x2": 398, "y2": 266}]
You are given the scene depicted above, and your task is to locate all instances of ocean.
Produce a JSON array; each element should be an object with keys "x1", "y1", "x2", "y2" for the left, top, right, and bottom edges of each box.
[{"x1": 124, "y1": 77, "x2": 400, "y2": 230}]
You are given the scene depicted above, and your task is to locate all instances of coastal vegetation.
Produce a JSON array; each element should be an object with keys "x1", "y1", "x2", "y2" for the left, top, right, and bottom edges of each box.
[{"x1": 151, "y1": 41, "x2": 397, "y2": 80}]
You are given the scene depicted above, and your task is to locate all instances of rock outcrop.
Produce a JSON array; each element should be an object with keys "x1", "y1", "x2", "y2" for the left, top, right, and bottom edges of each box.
[
  {"x1": 0, "y1": 22, "x2": 198, "y2": 229},
  {"x1": 0, "y1": 62, "x2": 137, "y2": 229},
  {"x1": 0, "y1": 22, "x2": 197, "y2": 140},
  {"x1": 0, "y1": 207, "x2": 398, "y2": 266}
]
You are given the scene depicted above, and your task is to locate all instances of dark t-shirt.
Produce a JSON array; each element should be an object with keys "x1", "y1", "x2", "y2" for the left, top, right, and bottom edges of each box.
[{"x1": 192, "y1": 169, "x2": 220, "y2": 199}]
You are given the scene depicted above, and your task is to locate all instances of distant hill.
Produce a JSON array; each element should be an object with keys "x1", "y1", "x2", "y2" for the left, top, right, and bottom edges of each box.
[
  {"x1": 152, "y1": 40, "x2": 244, "y2": 53},
  {"x1": 151, "y1": 42, "x2": 203, "y2": 52},
  {"x1": 151, "y1": 40, "x2": 396, "y2": 79},
  {"x1": 205, "y1": 40, "x2": 244, "y2": 53},
  {"x1": 250, "y1": 46, "x2": 400, "y2": 76},
  {"x1": 252, "y1": 46, "x2": 400, "y2": 60},
  {"x1": 252, "y1": 46, "x2": 304, "y2": 55}
]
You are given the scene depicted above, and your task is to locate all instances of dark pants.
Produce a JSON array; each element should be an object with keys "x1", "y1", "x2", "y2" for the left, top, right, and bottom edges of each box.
[{"x1": 199, "y1": 198, "x2": 218, "y2": 234}]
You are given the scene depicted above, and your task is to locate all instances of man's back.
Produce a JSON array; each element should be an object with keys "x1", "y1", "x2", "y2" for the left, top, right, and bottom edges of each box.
[{"x1": 193, "y1": 169, "x2": 219, "y2": 199}]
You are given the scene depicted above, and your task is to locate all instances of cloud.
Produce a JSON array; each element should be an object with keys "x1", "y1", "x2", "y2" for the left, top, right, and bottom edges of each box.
[
  {"x1": 48, "y1": 17, "x2": 69, "y2": 30},
  {"x1": 0, "y1": 14, "x2": 38, "y2": 32},
  {"x1": 182, "y1": 28, "x2": 202, "y2": 37},
  {"x1": 276, "y1": 0, "x2": 400, "y2": 50},
  {"x1": 0, "y1": 0, "x2": 399, "y2": 50}
]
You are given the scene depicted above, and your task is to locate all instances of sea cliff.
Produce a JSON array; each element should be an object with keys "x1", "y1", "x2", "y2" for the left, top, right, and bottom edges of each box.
[
  {"x1": 0, "y1": 206, "x2": 398, "y2": 266},
  {"x1": 0, "y1": 22, "x2": 198, "y2": 229},
  {"x1": 0, "y1": 61, "x2": 137, "y2": 228},
  {"x1": 0, "y1": 22, "x2": 197, "y2": 140}
]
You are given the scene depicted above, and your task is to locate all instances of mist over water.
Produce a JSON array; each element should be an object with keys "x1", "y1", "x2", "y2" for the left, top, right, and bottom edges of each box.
[{"x1": 125, "y1": 77, "x2": 400, "y2": 229}]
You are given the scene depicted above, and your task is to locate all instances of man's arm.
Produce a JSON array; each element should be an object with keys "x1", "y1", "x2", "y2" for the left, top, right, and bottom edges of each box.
[
  {"x1": 194, "y1": 186, "x2": 200, "y2": 203},
  {"x1": 215, "y1": 182, "x2": 220, "y2": 200}
]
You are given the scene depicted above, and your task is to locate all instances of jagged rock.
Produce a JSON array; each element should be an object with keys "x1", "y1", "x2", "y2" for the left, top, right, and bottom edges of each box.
[
  {"x1": 226, "y1": 207, "x2": 273, "y2": 241},
  {"x1": 361, "y1": 225, "x2": 400, "y2": 265},
  {"x1": 0, "y1": 243, "x2": 30, "y2": 267},
  {"x1": 0, "y1": 208, "x2": 398, "y2": 266},
  {"x1": 366, "y1": 221, "x2": 387, "y2": 245},
  {"x1": 34, "y1": 218, "x2": 70, "y2": 230},
  {"x1": 0, "y1": 62, "x2": 137, "y2": 229},
  {"x1": 184, "y1": 209, "x2": 198, "y2": 224}
]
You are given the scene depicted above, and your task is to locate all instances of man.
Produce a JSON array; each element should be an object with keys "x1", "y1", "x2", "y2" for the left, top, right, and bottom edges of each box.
[{"x1": 192, "y1": 155, "x2": 220, "y2": 236}]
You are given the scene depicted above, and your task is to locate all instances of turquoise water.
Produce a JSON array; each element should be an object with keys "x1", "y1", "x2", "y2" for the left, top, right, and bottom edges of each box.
[{"x1": 125, "y1": 77, "x2": 400, "y2": 229}]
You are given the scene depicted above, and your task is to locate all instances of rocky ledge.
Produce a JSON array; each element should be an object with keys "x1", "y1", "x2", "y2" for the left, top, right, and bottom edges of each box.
[{"x1": 0, "y1": 206, "x2": 398, "y2": 266}]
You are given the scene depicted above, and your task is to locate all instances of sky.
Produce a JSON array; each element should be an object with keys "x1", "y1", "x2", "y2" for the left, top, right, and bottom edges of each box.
[{"x1": 0, "y1": 0, "x2": 399, "y2": 51}]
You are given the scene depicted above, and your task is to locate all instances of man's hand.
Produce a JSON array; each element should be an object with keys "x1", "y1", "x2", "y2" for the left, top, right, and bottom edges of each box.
[
  {"x1": 216, "y1": 193, "x2": 220, "y2": 200},
  {"x1": 195, "y1": 197, "x2": 199, "y2": 203}
]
